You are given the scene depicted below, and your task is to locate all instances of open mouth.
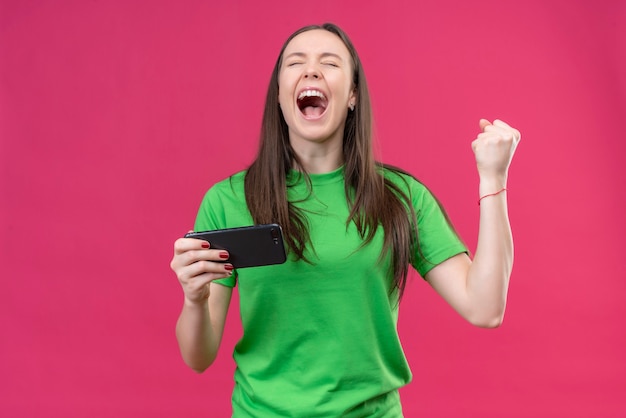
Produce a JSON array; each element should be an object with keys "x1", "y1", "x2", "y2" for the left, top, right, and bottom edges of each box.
[{"x1": 297, "y1": 89, "x2": 328, "y2": 118}]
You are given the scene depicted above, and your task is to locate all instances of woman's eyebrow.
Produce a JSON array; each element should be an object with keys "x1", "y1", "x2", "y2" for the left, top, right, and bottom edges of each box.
[
  {"x1": 320, "y1": 52, "x2": 343, "y2": 61},
  {"x1": 284, "y1": 52, "x2": 344, "y2": 61}
]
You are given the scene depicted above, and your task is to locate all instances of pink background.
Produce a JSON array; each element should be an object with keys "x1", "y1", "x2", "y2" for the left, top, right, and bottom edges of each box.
[{"x1": 2, "y1": 0, "x2": 625, "y2": 416}]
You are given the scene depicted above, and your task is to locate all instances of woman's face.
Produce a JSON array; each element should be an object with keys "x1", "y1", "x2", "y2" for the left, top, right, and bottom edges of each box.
[{"x1": 278, "y1": 29, "x2": 356, "y2": 151}]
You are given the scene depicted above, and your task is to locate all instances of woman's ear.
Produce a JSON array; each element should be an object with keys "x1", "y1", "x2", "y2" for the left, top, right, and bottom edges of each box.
[{"x1": 349, "y1": 88, "x2": 357, "y2": 111}]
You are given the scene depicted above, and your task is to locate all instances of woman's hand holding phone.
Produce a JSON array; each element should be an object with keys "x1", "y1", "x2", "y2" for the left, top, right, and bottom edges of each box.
[{"x1": 170, "y1": 235, "x2": 234, "y2": 304}]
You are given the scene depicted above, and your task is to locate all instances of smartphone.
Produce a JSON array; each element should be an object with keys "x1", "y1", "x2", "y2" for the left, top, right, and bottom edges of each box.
[{"x1": 184, "y1": 224, "x2": 287, "y2": 269}]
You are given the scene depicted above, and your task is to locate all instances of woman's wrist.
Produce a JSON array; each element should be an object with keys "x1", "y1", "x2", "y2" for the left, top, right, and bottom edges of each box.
[
  {"x1": 478, "y1": 174, "x2": 507, "y2": 196},
  {"x1": 183, "y1": 296, "x2": 210, "y2": 311}
]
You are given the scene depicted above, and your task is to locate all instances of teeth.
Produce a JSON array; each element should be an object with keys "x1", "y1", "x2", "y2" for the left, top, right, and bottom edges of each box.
[{"x1": 298, "y1": 90, "x2": 326, "y2": 100}]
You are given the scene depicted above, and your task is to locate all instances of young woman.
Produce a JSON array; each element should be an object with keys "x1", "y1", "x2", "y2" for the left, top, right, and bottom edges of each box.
[{"x1": 170, "y1": 23, "x2": 520, "y2": 417}]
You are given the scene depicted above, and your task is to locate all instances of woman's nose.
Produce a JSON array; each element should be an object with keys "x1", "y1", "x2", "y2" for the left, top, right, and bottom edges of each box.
[{"x1": 304, "y1": 66, "x2": 320, "y2": 79}]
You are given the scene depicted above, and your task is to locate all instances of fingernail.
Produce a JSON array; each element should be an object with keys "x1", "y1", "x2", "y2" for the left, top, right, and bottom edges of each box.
[
  {"x1": 224, "y1": 264, "x2": 234, "y2": 272},
  {"x1": 219, "y1": 251, "x2": 229, "y2": 259},
  {"x1": 201, "y1": 242, "x2": 210, "y2": 249}
]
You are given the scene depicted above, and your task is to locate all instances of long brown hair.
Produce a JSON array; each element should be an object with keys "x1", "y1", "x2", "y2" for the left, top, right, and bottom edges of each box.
[{"x1": 244, "y1": 23, "x2": 417, "y2": 298}]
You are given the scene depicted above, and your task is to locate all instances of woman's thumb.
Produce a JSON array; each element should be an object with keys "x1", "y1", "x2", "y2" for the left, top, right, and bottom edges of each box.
[{"x1": 479, "y1": 118, "x2": 492, "y2": 131}]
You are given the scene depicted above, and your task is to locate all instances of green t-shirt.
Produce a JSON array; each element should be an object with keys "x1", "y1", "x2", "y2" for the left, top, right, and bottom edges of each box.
[{"x1": 194, "y1": 166, "x2": 467, "y2": 417}]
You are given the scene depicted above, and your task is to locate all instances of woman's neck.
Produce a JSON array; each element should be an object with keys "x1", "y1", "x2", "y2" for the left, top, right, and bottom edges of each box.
[
  {"x1": 289, "y1": 138, "x2": 344, "y2": 174},
  {"x1": 295, "y1": 154, "x2": 343, "y2": 174}
]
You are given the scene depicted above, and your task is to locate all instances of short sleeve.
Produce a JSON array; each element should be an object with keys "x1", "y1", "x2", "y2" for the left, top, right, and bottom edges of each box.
[{"x1": 407, "y1": 179, "x2": 468, "y2": 278}]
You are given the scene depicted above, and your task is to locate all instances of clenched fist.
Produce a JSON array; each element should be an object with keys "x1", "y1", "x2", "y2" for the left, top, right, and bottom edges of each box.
[{"x1": 472, "y1": 119, "x2": 521, "y2": 180}]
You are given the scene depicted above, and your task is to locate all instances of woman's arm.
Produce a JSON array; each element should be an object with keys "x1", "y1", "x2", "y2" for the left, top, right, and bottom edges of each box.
[
  {"x1": 425, "y1": 119, "x2": 520, "y2": 328},
  {"x1": 171, "y1": 237, "x2": 234, "y2": 372},
  {"x1": 176, "y1": 283, "x2": 232, "y2": 372}
]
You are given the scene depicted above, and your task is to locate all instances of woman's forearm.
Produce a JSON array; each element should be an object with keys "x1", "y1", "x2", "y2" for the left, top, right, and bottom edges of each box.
[
  {"x1": 465, "y1": 177, "x2": 514, "y2": 327},
  {"x1": 176, "y1": 298, "x2": 221, "y2": 373}
]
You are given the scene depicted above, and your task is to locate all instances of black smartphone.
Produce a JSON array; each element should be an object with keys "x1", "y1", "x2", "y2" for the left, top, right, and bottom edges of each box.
[{"x1": 184, "y1": 224, "x2": 287, "y2": 269}]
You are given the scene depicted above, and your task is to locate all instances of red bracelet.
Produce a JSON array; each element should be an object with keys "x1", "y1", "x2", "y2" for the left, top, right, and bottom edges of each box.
[{"x1": 478, "y1": 188, "x2": 507, "y2": 205}]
